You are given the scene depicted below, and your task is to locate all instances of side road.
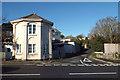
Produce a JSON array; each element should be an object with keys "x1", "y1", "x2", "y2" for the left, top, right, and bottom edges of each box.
[{"x1": 91, "y1": 57, "x2": 120, "y2": 64}]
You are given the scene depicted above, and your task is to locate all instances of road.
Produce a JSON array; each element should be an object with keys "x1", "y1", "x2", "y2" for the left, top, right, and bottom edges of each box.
[
  {"x1": 1, "y1": 64, "x2": 120, "y2": 80},
  {"x1": 1, "y1": 49, "x2": 120, "y2": 80}
]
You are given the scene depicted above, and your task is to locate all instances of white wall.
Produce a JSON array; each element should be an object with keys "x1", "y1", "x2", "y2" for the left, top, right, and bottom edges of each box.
[
  {"x1": 13, "y1": 22, "x2": 42, "y2": 60},
  {"x1": 104, "y1": 43, "x2": 120, "y2": 54}
]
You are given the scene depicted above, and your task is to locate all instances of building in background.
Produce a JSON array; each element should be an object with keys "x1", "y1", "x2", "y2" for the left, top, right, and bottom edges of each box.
[
  {"x1": 10, "y1": 13, "x2": 53, "y2": 60},
  {"x1": 52, "y1": 27, "x2": 61, "y2": 42}
]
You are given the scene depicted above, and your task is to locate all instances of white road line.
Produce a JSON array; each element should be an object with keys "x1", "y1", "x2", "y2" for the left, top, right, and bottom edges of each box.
[
  {"x1": 84, "y1": 64, "x2": 91, "y2": 66},
  {"x1": 69, "y1": 72, "x2": 117, "y2": 76},
  {"x1": 45, "y1": 64, "x2": 52, "y2": 66},
  {"x1": 91, "y1": 64, "x2": 99, "y2": 66},
  {"x1": 70, "y1": 64, "x2": 76, "y2": 67},
  {"x1": 105, "y1": 64, "x2": 112, "y2": 66},
  {"x1": 36, "y1": 64, "x2": 44, "y2": 66},
  {"x1": 77, "y1": 64, "x2": 84, "y2": 66},
  {"x1": 80, "y1": 60, "x2": 84, "y2": 64},
  {"x1": 0, "y1": 74, "x2": 40, "y2": 76},
  {"x1": 61, "y1": 64, "x2": 68, "y2": 66},
  {"x1": 54, "y1": 64, "x2": 60, "y2": 66},
  {"x1": 112, "y1": 64, "x2": 118, "y2": 66}
]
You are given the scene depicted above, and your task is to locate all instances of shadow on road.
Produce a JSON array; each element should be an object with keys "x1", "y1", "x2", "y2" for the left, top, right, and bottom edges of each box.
[{"x1": 66, "y1": 49, "x2": 90, "y2": 58}]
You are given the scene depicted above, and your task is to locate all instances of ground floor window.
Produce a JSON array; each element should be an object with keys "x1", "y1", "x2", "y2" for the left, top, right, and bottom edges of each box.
[
  {"x1": 16, "y1": 44, "x2": 21, "y2": 53},
  {"x1": 28, "y1": 44, "x2": 36, "y2": 54}
]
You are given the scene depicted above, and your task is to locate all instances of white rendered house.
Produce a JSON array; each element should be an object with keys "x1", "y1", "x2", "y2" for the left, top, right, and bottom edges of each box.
[{"x1": 10, "y1": 13, "x2": 53, "y2": 60}]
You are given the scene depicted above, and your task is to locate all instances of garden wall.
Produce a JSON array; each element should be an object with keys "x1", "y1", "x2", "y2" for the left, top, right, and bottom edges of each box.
[{"x1": 104, "y1": 43, "x2": 120, "y2": 54}]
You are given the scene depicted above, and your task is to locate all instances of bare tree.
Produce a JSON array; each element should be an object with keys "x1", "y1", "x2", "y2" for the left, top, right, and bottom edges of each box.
[{"x1": 88, "y1": 16, "x2": 119, "y2": 43}]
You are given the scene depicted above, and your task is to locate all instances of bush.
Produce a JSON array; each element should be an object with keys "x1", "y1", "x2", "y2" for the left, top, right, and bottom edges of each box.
[
  {"x1": 89, "y1": 36, "x2": 104, "y2": 52},
  {"x1": 91, "y1": 53, "x2": 103, "y2": 58}
]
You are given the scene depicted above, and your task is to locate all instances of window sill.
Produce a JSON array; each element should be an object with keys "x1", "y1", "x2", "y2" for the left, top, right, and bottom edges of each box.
[
  {"x1": 28, "y1": 34, "x2": 37, "y2": 36},
  {"x1": 28, "y1": 53, "x2": 37, "y2": 55},
  {"x1": 16, "y1": 53, "x2": 22, "y2": 54}
]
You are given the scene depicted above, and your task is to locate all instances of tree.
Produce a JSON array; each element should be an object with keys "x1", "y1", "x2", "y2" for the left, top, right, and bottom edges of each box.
[
  {"x1": 88, "y1": 16, "x2": 119, "y2": 43},
  {"x1": 76, "y1": 35, "x2": 83, "y2": 39},
  {"x1": 0, "y1": 16, "x2": 9, "y2": 23},
  {"x1": 89, "y1": 36, "x2": 104, "y2": 52},
  {"x1": 2, "y1": 22, "x2": 13, "y2": 42},
  {"x1": 60, "y1": 34, "x2": 65, "y2": 39}
]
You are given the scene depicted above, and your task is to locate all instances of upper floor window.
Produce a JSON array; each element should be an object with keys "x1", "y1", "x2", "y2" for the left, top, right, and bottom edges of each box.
[{"x1": 28, "y1": 24, "x2": 36, "y2": 34}]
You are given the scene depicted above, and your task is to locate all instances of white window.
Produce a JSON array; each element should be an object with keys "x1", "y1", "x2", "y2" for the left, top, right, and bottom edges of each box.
[
  {"x1": 33, "y1": 44, "x2": 36, "y2": 53},
  {"x1": 28, "y1": 44, "x2": 32, "y2": 53},
  {"x1": 28, "y1": 24, "x2": 32, "y2": 34},
  {"x1": 28, "y1": 44, "x2": 36, "y2": 54},
  {"x1": 33, "y1": 24, "x2": 36, "y2": 34},
  {"x1": 17, "y1": 44, "x2": 21, "y2": 53},
  {"x1": 28, "y1": 24, "x2": 36, "y2": 34}
]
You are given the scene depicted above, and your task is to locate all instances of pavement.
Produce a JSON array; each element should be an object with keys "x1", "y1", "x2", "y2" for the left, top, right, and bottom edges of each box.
[{"x1": 2, "y1": 55, "x2": 120, "y2": 67}]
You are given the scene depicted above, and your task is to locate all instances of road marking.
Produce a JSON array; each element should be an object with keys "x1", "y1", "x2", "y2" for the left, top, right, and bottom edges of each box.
[
  {"x1": 2, "y1": 64, "x2": 35, "y2": 66},
  {"x1": 112, "y1": 64, "x2": 118, "y2": 66},
  {"x1": 61, "y1": 64, "x2": 68, "y2": 66},
  {"x1": 45, "y1": 64, "x2": 52, "y2": 66},
  {"x1": 36, "y1": 64, "x2": 44, "y2": 66},
  {"x1": 83, "y1": 58, "x2": 92, "y2": 63},
  {"x1": 70, "y1": 64, "x2": 76, "y2": 67},
  {"x1": 80, "y1": 60, "x2": 84, "y2": 64},
  {"x1": 77, "y1": 64, "x2": 84, "y2": 66},
  {"x1": 91, "y1": 64, "x2": 99, "y2": 66},
  {"x1": 54, "y1": 64, "x2": 60, "y2": 66},
  {"x1": 84, "y1": 64, "x2": 91, "y2": 66},
  {"x1": 36, "y1": 63, "x2": 120, "y2": 67},
  {"x1": 69, "y1": 72, "x2": 117, "y2": 76},
  {"x1": 0, "y1": 74, "x2": 40, "y2": 76}
]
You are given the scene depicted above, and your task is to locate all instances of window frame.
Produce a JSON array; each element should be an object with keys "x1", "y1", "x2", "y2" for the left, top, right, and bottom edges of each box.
[
  {"x1": 16, "y1": 44, "x2": 21, "y2": 54},
  {"x1": 28, "y1": 24, "x2": 36, "y2": 35},
  {"x1": 28, "y1": 44, "x2": 36, "y2": 54}
]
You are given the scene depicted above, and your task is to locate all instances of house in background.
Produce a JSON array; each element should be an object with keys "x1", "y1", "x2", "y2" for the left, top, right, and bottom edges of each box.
[
  {"x1": 10, "y1": 13, "x2": 53, "y2": 60},
  {"x1": 61, "y1": 38, "x2": 71, "y2": 43},
  {"x1": 52, "y1": 27, "x2": 61, "y2": 42},
  {"x1": 53, "y1": 35, "x2": 81, "y2": 59},
  {"x1": 1, "y1": 23, "x2": 13, "y2": 60}
]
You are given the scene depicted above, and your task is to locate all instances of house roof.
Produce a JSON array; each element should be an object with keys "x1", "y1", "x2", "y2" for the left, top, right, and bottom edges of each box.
[
  {"x1": 52, "y1": 27, "x2": 61, "y2": 33},
  {"x1": 10, "y1": 13, "x2": 53, "y2": 26}
]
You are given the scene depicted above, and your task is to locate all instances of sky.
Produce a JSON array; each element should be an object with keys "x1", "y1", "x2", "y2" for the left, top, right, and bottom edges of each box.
[{"x1": 2, "y1": 2, "x2": 118, "y2": 37}]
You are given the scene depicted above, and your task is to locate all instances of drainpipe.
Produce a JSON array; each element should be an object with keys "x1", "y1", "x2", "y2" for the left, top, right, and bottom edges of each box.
[{"x1": 25, "y1": 23, "x2": 28, "y2": 61}]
